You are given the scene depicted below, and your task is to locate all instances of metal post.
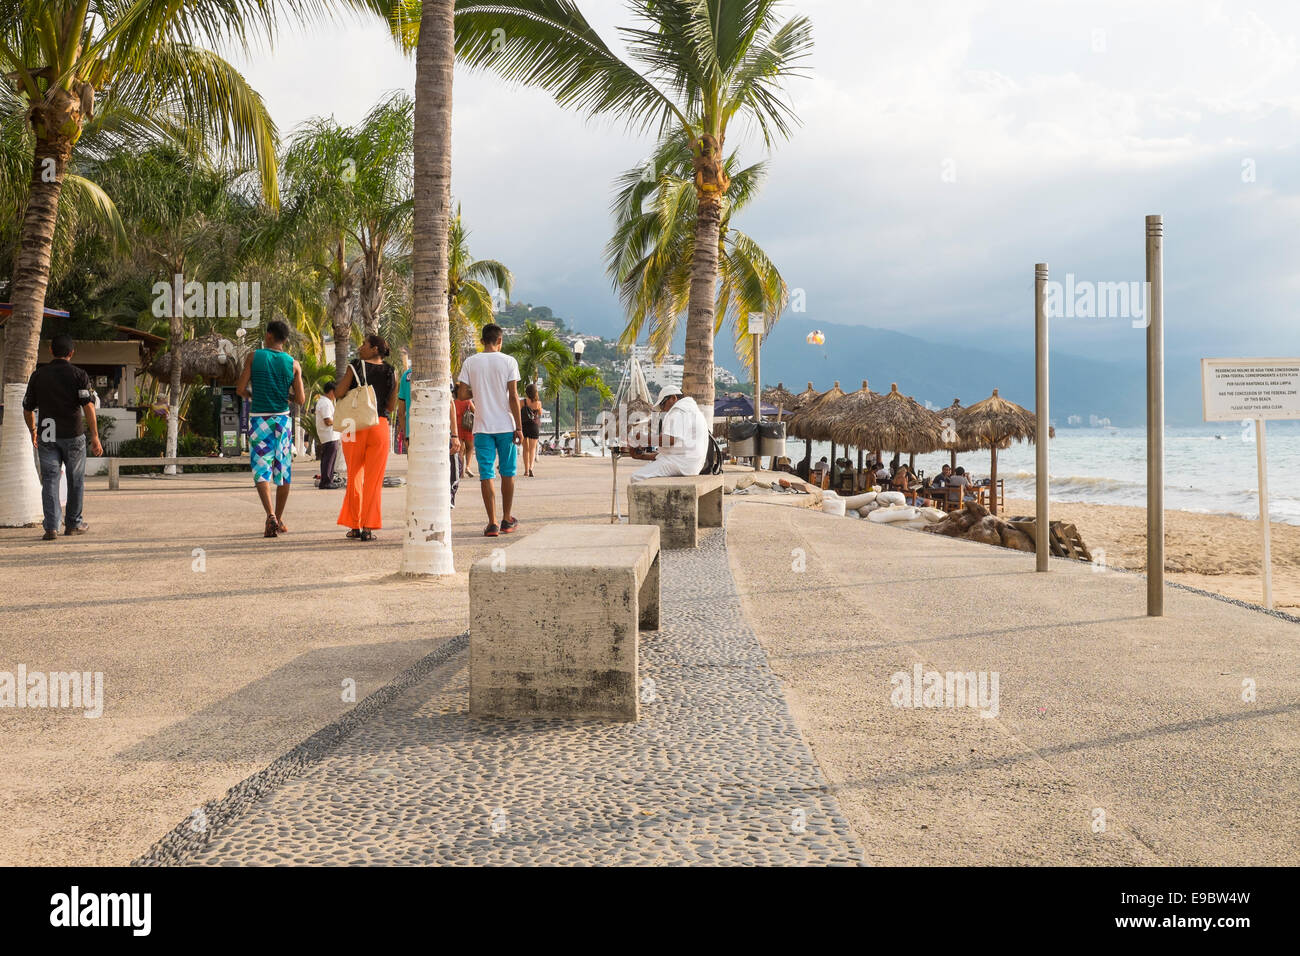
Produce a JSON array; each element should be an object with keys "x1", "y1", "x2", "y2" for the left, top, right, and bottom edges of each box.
[
  {"x1": 1257, "y1": 418, "x2": 1272, "y2": 609},
  {"x1": 1146, "y1": 215, "x2": 1165, "y2": 616},
  {"x1": 1035, "y1": 263, "x2": 1050, "y2": 571}
]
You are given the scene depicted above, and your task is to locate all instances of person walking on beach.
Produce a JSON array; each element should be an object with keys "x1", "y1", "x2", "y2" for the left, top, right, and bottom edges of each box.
[
  {"x1": 397, "y1": 372, "x2": 465, "y2": 508},
  {"x1": 457, "y1": 323, "x2": 522, "y2": 537},
  {"x1": 315, "y1": 380, "x2": 340, "y2": 489},
  {"x1": 521, "y1": 382, "x2": 543, "y2": 477},
  {"x1": 335, "y1": 334, "x2": 398, "y2": 541},
  {"x1": 237, "y1": 321, "x2": 306, "y2": 538},
  {"x1": 624, "y1": 386, "x2": 709, "y2": 483},
  {"x1": 21, "y1": 334, "x2": 103, "y2": 540}
]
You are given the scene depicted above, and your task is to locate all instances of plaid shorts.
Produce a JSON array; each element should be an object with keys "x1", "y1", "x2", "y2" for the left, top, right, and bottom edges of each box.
[{"x1": 249, "y1": 413, "x2": 292, "y2": 485}]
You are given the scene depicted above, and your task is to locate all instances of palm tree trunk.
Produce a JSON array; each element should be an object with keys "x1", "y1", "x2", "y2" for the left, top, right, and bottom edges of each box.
[
  {"x1": 328, "y1": 245, "x2": 358, "y2": 376},
  {"x1": 400, "y1": 0, "x2": 456, "y2": 577},
  {"x1": 1, "y1": 138, "x2": 70, "y2": 526},
  {"x1": 683, "y1": 199, "x2": 722, "y2": 413}
]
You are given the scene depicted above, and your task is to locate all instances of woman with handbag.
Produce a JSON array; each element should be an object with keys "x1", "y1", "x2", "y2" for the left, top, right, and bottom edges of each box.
[
  {"x1": 521, "y1": 382, "x2": 543, "y2": 477},
  {"x1": 333, "y1": 334, "x2": 398, "y2": 540}
]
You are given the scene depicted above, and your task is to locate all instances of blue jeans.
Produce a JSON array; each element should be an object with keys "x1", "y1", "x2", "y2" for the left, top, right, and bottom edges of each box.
[{"x1": 36, "y1": 436, "x2": 86, "y2": 533}]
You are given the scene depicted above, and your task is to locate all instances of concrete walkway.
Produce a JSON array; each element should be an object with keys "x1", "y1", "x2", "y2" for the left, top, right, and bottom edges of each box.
[
  {"x1": 726, "y1": 498, "x2": 1300, "y2": 865},
  {"x1": 138, "y1": 524, "x2": 864, "y2": 866}
]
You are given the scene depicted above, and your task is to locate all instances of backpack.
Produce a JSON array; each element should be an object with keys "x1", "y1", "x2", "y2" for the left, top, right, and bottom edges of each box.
[
  {"x1": 461, "y1": 405, "x2": 474, "y2": 432},
  {"x1": 700, "y1": 432, "x2": 724, "y2": 476}
]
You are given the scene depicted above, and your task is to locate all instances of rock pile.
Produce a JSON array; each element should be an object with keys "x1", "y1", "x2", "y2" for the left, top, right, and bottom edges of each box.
[{"x1": 924, "y1": 502, "x2": 1093, "y2": 560}]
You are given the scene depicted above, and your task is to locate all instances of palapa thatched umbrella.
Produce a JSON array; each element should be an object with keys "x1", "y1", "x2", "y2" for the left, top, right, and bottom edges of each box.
[
  {"x1": 955, "y1": 387, "x2": 1043, "y2": 515},
  {"x1": 789, "y1": 380, "x2": 847, "y2": 480},
  {"x1": 831, "y1": 382, "x2": 945, "y2": 481},
  {"x1": 818, "y1": 379, "x2": 873, "y2": 477},
  {"x1": 150, "y1": 332, "x2": 246, "y2": 387},
  {"x1": 938, "y1": 397, "x2": 979, "y2": 469},
  {"x1": 777, "y1": 381, "x2": 823, "y2": 471},
  {"x1": 761, "y1": 382, "x2": 798, "y2": 419}
]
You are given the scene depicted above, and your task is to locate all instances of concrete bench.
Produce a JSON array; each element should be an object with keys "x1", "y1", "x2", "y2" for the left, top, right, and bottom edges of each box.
[
  {"x1": 469, "y1": 523, "x2": 660, "y2": 721},
  {"x1": 107, "y1": 456, "x2": 248, "y2": 490},
  {"x1": 628, "y1": 474, "x2": 724, "y2": 549}
]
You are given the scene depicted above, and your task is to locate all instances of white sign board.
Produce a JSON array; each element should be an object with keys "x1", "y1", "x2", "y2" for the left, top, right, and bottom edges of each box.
[
  {"x1": 1201, "y1": 358, "x2": 1300, "y2": 422},
  {"x1": 748, "y1": 312, "x2": 765, "y2": 335}
]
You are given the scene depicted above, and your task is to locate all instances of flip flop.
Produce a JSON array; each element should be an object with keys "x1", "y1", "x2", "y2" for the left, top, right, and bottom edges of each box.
[
  {"x1": 264, "y1": 515, "x2": 278, "y2": 538},
  {"x1": 346, "y1": 528, "x2": 362, "y2": 539}
]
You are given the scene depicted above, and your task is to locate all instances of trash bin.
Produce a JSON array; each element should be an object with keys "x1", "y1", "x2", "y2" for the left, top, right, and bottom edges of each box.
[
  {"x1": 758, "y1": 421, "x2": 787, "y2": 458},
  {"x1": 727, "y1": 421, "x2": 758, "y2": 457}
]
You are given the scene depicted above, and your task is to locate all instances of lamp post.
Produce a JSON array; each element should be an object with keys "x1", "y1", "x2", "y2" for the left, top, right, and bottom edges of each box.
[{"x1": 570, "y1": 338, "x2": 585, "y2": 454}]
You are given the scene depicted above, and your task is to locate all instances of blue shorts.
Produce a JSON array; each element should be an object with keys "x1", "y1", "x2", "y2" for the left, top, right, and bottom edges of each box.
[
  {"x1": 474, "y1": 432, "x2": 517, "y2": 480},
  {"x1": 249, "y1": 414, "x2": 292, "y2": 485}
]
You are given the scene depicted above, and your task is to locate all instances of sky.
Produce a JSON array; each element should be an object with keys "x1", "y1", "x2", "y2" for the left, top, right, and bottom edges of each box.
[{"x1": 225, "y1": 0, "x2": 1300, "y2": 371}]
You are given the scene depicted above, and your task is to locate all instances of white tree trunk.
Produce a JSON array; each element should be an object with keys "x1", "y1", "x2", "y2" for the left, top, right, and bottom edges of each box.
[
  {"x1": 0, "y1": 382, "x2": 44, "y2": 526},
  {"x1": 400, "y1": 382, "x2": 454, "y2": 575},
  {"x1": 401, "y1": 0, "x2": 456, "y2": 577}
]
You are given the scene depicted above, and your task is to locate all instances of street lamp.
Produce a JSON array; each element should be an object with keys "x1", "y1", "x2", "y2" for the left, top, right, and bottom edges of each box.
[{"x1": 573, "y1": 338, "x2": 585, "y2": 364}]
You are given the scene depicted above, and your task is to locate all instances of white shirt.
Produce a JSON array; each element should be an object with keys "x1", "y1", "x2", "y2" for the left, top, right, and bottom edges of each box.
[
  {"x1": 315, "y1": 395, "x2": 337, "y2": 443},
  {"x1": 659, "y1": 397, "x2": 709, "y2": 473},
  {"x1": 458, "y1": 351, "x2": 521, "y2": 434}
]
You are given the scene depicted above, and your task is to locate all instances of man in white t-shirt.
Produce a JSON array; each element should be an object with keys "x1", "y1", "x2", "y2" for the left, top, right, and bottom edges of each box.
[
  {"x1": 457, "y1": 323, "x2": 523, "y2": 536},
  {"x1": 315, "y1": 380, "x2": 340, "y2": 488},
  {"x1": 624, "y1": 386, "x2": 710, "y2": 483}
]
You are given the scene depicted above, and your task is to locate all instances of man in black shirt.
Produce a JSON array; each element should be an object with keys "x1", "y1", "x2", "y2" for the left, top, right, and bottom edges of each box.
[{"x1": 22, "y1": 334, "x2": 103, "y2": 540}]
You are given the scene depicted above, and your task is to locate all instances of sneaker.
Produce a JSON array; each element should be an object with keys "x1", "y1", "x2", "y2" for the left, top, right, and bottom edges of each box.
[
  {"x1": 42, "y1": 530, "x2": 57, "y2": 541},
  {"x1": 64, "y1": 522, "x2": 88, "y2": 535},
  {"x1": 483, "y1": 523, "x2": 499, "y2": 537},
  {"x1": 500, "y1": 517, "x2": 519, "y2": 534}
]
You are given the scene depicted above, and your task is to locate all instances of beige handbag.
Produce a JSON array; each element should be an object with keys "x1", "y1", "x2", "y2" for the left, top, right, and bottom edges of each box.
[{"x1": 336, "y1": 360, "x2": 379, "y2": 434}]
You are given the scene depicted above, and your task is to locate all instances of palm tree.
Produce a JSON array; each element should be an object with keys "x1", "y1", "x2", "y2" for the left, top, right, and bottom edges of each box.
[
  {"x1": 446, "y1": 205, "x2": 511, "y2": 372},
  {"x1": 449, "y1": 0, "x2": 812, "y2": 413},
  {"x1": 606, "y1": 129, "x2": 788, "y2": 378},
  {"x1": 399, "y1": 0, "x2": 457, "y2": 577},
  {"x1": 278, "y1": 93, "x2": 416, "y2": 374},
  {"x1": 95, "y1": 143, "x2": 249, "y2": 469},
  {"x1": 503, "y1": 319, "x2": 571, "y2": 386},
  {"x1": 0, "y1": 0, "x2": 296, "y2": 525},
  {"x1": 549, "y1": 364, "x2": 612, "y2": 456}
]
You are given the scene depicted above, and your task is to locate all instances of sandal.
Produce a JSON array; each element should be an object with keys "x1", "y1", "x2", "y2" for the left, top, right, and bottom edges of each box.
[
  {"x1": 264, "y1": 515, "x2": 278, "y2": 538},
  {"x1": 276, "y1": 517, "x2": 288, "y2": 533},
  {"x1": 360, "y1": 529, "x2": 376, "y2": 542},
  {"x1": 346, "y1": 528, "x2": 362, "y2": 539}
]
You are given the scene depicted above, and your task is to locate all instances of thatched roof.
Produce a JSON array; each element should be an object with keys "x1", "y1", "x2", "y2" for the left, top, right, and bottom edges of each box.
[
  {"x1": 788, "y1": 380, "x2": 846, "y2": 441},
  {"x1": 762, "y1": 381, "x2": 798, "y2": 413},
  {"x1": 829, "y1": 382, "x2": 946, "y2": 453},
  {"x1": 956, "y1": 388, "x2": 1047, "y2": 449},
  {"x1": 150, "y1": 332, "x2": 246, "y2": 387},
  {"x1": 820, "y1": 379, "x2": 873, "y2": 438}
]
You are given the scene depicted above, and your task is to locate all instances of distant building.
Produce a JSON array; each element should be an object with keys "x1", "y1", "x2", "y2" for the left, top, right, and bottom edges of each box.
[
  {"x1": 644, "y1": 362, "x2": 683, "y2": 392},
  {"x1": 715, "y1": 367, "x2": 739, "y2": 386}
]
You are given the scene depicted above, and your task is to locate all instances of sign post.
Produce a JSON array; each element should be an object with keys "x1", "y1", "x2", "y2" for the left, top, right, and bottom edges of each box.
[{"x1": 1201, "y1": 357, "x2": 1300, "y2": 610}]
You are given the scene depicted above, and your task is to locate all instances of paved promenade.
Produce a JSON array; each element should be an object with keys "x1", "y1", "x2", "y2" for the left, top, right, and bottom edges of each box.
[{"x1": 139, "y1": 525, "x2": 865, "y2": 866}]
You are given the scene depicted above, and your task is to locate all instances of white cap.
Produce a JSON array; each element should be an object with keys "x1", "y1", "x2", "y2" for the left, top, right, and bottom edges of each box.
[{"x1": 656, "y1": 385, "x2": 683, "y2": 406}]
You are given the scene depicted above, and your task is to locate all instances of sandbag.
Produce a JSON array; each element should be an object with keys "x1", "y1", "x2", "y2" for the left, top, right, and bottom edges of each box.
[
  {"x1": 877, "y1": 490, "x2": 906, "y2": 506},
  {"x1": 918, "y1": 507, "x2": 947, "y2": 522},
  {"x1": 868, "y1": 505, "x2": 919, "y2": 524},
  {"x1": 821, "y1": 495, "x2": 847, "y2": 517},
  {"x1": 858, "y1": 502, "x2": 880, "y2": 517},
  {"x1": 842, "y1": 491, "x2": 877, "y2": 509}
]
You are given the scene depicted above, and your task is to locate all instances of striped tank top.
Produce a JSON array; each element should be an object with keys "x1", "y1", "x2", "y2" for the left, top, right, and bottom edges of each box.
[{"x1": 250, "y1": 348, "x2": 293, "y2": 415}]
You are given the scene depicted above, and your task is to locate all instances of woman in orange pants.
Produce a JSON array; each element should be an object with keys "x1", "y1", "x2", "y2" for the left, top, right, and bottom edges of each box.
[{"x1": 335, "y1": 335, "x2": 398, "y2": 540}]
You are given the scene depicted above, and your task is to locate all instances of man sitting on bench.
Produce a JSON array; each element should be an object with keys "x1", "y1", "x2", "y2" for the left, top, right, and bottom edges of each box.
[{"x1": 623, "y1": 386, "x2": 709, "y2": 483}]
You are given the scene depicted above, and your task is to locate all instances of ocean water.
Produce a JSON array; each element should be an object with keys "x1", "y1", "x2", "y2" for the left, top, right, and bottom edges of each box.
[{"x1": 795, "y1": 422, "x2": 1300, "y2": 525}]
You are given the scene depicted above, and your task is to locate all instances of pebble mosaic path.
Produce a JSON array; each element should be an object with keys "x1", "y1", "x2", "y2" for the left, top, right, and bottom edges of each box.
[{"x1": 138, "y1": 523, "x2": 866, "y2": 866}]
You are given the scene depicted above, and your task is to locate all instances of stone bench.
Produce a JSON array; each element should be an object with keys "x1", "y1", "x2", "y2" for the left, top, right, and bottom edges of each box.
[
  {"x1": 628, "y1": 474, "x2": 724, "y2": 549},
  {"x1": 469, "y1": 523, "x2": 660, "y2": 721},
  {"x1": 107, "y1": 456, "x2": 248, "y2": 489}
]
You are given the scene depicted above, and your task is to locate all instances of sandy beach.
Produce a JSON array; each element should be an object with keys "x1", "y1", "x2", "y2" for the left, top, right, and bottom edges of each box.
[{"x1": 1005, "y1": 497, "x2": 1300, "y2": 611}]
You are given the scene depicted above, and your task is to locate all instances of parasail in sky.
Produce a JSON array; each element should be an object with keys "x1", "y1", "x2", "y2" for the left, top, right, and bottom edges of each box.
[{"x1": 806, "y1": 330, "x2": 825, "y2": 346}]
